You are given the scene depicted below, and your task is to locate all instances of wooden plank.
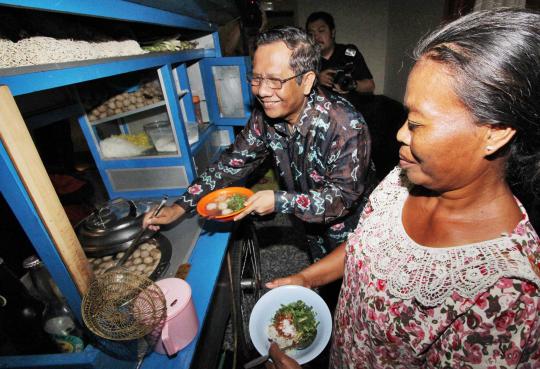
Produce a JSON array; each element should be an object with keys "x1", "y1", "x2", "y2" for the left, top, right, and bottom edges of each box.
[{"x1": 0, "y1": 85, "x2": 93, "y2": 296}]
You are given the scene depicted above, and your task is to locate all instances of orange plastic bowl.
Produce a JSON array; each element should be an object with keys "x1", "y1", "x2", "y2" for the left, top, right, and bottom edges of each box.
[{"x1": 196, "y1": 187, "x2": 254, "y2": 222}]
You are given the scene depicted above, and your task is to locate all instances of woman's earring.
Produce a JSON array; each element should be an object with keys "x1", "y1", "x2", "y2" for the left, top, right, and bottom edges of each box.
[{"x1": 486, "y1": 146, "x2": 495, "y2": 152}]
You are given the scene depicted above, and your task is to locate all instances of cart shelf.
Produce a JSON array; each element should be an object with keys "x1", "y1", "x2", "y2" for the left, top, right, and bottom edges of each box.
[{"x1": 0, "y1": 50, "x2": 216, "y2": 96}]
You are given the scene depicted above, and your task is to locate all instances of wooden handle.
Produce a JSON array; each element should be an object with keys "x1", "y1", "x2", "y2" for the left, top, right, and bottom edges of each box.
[{"x1": 0, "y1": 85, "x2": 93, "y2": 296}]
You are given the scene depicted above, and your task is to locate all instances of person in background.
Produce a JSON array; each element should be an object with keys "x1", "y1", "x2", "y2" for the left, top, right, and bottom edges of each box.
[
  {"x1": 306, "y1": 11, "x2": 375, "y2": 107},
  {"x1": 265, "y1": 8, "x2": 540, "y2": 369},
  {"x1": 307, "y1": 11, "x2": 406, "y2": 182},
  {"x1": 144, "y1": 26, "x2": 375, "y2": 264}
]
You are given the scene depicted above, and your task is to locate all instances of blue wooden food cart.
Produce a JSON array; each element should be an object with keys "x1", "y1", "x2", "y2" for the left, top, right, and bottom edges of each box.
[{"x1": 0, "y1": 1, "x2": 254, "y2": 368}]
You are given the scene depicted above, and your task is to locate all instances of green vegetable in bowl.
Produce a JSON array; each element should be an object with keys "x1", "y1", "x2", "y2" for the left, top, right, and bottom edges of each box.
[
  {"x1": 227, "y1": 194, "x2": 247, "y2": 212},
  {"x1": 272, "y1": 300, "x2": 319, "y2": 348}
]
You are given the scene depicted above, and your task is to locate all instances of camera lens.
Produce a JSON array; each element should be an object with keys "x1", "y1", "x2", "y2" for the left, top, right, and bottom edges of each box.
[{"x1": 334, "y1": 71, "x2": 355, "y2": 91}]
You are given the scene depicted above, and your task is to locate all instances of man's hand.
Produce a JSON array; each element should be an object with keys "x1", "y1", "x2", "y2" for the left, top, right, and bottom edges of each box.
[
  {"x1": 142, "y1": 204, "x2": 185, "y2": 231},
  {"x1": 264, "y1": 343, "x2": 302, "y2": 369},
  {"x1": 233, "y1": 190, "x2": 275, "y2": 221},
  {"x1": 318, "y1": 68, "x2": 336, "y2": 88},
  {"x1": 265, "y1": 272, "x2": 310, "y2": 289},
  {"x1": 332, "y1": 83, "x2": 350, "y2": 94}
]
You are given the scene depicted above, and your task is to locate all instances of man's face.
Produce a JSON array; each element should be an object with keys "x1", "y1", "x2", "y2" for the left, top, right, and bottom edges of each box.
[
  {"x1": 251, "y1": 41, "x2": 313, "y2": 124},
  {"x1": 307, "y1": 19, "x2": 335, "y2": 56}
]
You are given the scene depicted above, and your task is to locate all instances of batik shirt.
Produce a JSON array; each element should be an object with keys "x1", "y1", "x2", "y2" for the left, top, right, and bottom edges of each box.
[
  {"x1": 331, "y1": 167, "x2": 540, "y2": 369},
  {"x1": 176, "y1": 86, "x2": 374, "y2": 251}
]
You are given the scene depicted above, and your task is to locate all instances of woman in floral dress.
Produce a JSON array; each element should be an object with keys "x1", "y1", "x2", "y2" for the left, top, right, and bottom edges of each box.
[{"x1": 265, "y1": 8, "x2": 540, "y2": 369}]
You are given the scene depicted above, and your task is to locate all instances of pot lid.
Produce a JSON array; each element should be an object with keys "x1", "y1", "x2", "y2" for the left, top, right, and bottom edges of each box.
[{"x1": 76, "y1": 198, "x2": 154, "y2": 249}]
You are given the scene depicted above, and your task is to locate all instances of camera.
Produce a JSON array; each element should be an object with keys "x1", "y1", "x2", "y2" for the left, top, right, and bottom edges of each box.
[{"x1": 333, "y1": 62, "x2": 356, "y2": 92}]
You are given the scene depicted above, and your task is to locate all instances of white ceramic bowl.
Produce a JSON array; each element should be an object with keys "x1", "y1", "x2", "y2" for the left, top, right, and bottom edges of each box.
[{"x1": 248, "y1": 285, "x2": 332, "y2": 365}]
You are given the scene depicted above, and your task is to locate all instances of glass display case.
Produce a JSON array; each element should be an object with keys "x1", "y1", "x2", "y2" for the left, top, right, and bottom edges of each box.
[
  {"x1": 78, "y1": 71, "x2": 183, "y2": 160},
  {"x1": 71, "y1": 56, "x2": 251, "y2": 200}
]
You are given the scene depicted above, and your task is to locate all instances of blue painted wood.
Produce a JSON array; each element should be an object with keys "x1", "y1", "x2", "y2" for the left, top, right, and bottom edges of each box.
[
  {"x1": 96, "y1": 157, "x2": 186, "y2": 168},
  {"x1": 0, "y1": 351, "x2": 94, "y2": 368},
  {"x1": 190, "y1": 125, "x2": 217, "y2": 155},
  {"x1": 0, "y1": 50, "x2": 216, "y2": 96},
  {"x1": 24, "y1": 104, "x2": 84, "y2": 130},
  {"x1": 174, "y1": 65, "x2": 197, "y2": 125},
  {"x1": 0, "y1": 0, "x2": 216, "y2": 31},
  {"x1": 199, "y1": 57, "x2": 252, "y2": 126},
  {"x1": 173, "y1": 64, "x2": 204, "y2": 184},
  {"x1": 0, "y1": 142, "x2": 82, "y2": 320},
  {"x1": 123, "y1": 0, "x2": 207, "y2": 22},
  {"x1": 212, "y1": 32, "x2": 223, "y2": 58},
  {"x1": 0, "y1": 345, "x2": 133, "y2": 369},
  {"x1": 158, "y1": 65, "x2": 197, "y2": 183}
]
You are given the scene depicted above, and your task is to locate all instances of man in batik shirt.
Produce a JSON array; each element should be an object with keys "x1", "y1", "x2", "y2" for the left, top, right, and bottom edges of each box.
[{"x1": 144, "y1": 26, "x2": 375, "y2": 261}]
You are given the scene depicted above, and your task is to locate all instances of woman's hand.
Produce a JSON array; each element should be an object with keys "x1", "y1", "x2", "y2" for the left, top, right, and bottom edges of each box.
[
  {"x1": 267, "y1": 243, "x2": 347, "y2": 290},
  {"x1": 265, "y1": 343, "x2": 302, "y2": 369},
  {"x1": 265, "y1": 272, "x2": 310, "y2": 289},
  {"x1": 142, "y1": 204, "x2": 185, "y2": 231}
]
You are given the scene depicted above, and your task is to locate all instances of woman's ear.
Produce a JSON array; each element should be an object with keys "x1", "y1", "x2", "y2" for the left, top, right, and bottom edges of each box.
[
  {"x1": 302, "y1": 71, "x2": 317, "y2": 95},
  {"x1": 484, "y1": 124, "x2": 516, "y2": 156}
]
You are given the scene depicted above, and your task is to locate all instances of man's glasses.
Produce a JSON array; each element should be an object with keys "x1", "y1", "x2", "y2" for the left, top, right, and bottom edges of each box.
[{"x1": 247, "y1": 71, "x2": 309, "y2": 89}]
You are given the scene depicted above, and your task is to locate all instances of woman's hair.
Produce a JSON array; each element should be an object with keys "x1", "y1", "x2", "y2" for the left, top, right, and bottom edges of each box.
[
  {"x1": 305, "y1": 11, "x2": 335, "y2": 32},
  {"x1": 414, "y1": 8, "x2": 540, "y2": 198},
  {"x1": 256, "y1": 26, "x2": 321, "y2": 83}
]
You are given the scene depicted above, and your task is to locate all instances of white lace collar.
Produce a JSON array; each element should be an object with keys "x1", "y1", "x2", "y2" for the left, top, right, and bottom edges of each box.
[{"x1": 357, "y1": 167, "x2": 540, "y2": 307}]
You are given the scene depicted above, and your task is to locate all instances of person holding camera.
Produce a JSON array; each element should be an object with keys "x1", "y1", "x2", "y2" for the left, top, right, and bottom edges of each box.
[{"x1": 306, "y1": 11, "x2": 375, "y2": 104}]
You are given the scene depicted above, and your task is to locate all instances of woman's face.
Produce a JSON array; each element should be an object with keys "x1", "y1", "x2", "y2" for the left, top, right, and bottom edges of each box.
[{"x1": 397, "y1": 59, "x2": 490, "y2": 192}]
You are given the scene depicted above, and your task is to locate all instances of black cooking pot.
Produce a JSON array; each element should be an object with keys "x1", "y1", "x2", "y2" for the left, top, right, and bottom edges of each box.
[
  {"x1": 76, "y1": 198, "x2": 153, "y2": 257},
  {"x1": 76, "y1": 198, "x2": 171, "y2": 280}
]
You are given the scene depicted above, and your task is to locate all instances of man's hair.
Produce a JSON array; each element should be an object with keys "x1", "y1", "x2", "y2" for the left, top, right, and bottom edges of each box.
[
  {"x1": 306, "y1": 11, "x2": 335, "y2": 32},
  {"x1": 256, "y1": 26, "x2": 320, "y2": 83}
]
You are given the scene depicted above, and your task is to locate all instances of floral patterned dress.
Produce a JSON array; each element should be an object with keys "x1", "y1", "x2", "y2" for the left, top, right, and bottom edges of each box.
[{"x1": 331, "y1": 167, "x2": 540, "y2": 369}]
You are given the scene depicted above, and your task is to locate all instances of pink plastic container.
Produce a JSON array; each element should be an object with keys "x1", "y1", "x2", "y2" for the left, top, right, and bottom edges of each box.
[{"x1": 154, "y1": 278, "x2": 198, "y2": 355}]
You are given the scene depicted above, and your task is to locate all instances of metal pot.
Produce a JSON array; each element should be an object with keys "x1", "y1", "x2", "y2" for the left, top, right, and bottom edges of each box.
[
  {"x1": 76, "y1": 198, "x2": 151, "y2": 257},
  {"x1": 76, "y1": 198, "x2": 171, "y2": 280}
]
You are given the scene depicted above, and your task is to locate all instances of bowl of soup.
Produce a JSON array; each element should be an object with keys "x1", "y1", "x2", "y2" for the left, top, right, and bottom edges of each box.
[{"x1": 196, "y1": 187, "x2": 253, "y2": 221}]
